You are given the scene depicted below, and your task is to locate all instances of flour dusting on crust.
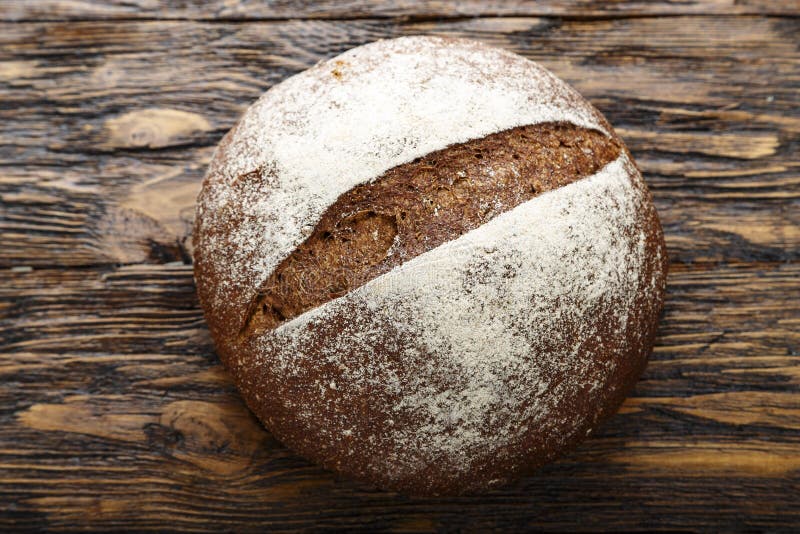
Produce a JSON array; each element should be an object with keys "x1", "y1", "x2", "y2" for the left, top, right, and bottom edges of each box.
[
  {"x1": 195, "y1": 36, "x2": 609, "y2": 333},
  {"x1": 235, "y1": 153, "x2": 663, "y2": 488},
  {"x1": 193, "y1": 36, "x2": 668, "y2": 494}
]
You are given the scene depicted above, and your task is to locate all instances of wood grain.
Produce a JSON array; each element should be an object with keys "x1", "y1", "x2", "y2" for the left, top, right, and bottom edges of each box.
[
  {"x1": 1, "y1": 3, "x2": 799, "y2": 532},
  {"x1": 1, "y1": 0, "x2": 798, "y2": 21}
]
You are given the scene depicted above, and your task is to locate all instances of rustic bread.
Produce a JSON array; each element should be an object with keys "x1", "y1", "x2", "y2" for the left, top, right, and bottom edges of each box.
[{"x1": 193, "y1": 36, "x2": 667, "y2": 496}]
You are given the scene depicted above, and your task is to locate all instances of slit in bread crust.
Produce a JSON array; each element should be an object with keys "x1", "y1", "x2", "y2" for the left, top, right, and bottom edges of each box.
[{"x1": 241, "y1": 122, "x2": 621, "y2": 336}]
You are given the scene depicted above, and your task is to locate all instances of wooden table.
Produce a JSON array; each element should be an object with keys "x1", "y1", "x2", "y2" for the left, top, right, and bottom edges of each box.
[{"x1": 1, "y1": 1, "x2": 798, "y2": 531}]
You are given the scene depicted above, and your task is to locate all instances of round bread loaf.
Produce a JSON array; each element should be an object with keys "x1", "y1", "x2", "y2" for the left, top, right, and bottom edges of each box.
[{"x1": 193, "y1": 36, "x2": 667, "y2": 496}]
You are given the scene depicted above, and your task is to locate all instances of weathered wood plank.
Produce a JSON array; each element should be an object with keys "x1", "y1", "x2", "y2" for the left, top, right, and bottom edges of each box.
[
  {"x1": 1, "y1": 8, "x2": 799, "y2": 531},
  {"x1": 1, "y1": 262, "x2": 798, "y2": 531},
  {"x1": 2, "y1": 17, "x2": 798, "y2": 268},
  {"x1": 1, "y1": 0, "x2": 797, "y2": 22}
]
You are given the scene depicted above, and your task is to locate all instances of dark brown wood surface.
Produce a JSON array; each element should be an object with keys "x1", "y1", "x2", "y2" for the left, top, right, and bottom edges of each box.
[{"x1": 1, "y1": 1, "x2": 798, "y2": 531}]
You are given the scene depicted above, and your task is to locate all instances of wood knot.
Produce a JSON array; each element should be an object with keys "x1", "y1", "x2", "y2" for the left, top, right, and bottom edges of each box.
[
  {"x1": 103, "y1": 108, "x2": 211, "y2": 149},
  {"x1": 159, "y1": 400, "x2": 267, "y2": 475}
]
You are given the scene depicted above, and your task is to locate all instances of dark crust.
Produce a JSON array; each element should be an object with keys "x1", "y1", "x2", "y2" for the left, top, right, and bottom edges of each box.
[
  {"x1": 193, "y1": 112, "x2": 668, "y2": 497},
  {"x1": 193, "y1": 38, "x2": 621, "y2": 346},
  {"x1": 241, "y1": 122, "x2": 621, "y2": 336},
  {"x1": 224, "y1": 146, "x2": 668, "y2": 497}
]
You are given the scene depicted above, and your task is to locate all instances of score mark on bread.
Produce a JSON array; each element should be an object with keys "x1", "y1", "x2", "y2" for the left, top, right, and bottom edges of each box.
[{"x1": 241, "y1": 122, "x2": 621, "y2": 335}]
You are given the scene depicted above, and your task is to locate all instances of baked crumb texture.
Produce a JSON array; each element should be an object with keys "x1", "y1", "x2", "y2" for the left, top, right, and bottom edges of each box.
[{"x1": 243, "y1": 123, "x2": 621, "y2": 335}]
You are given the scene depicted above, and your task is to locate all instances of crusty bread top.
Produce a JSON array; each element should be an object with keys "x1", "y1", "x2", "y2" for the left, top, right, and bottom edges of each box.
[
  {"x1": 242, "y1": 123, "x2": 621, "y2": 335},
  {"x1": 194, "y1": 36, "x2": 609, "y2": 338},
  {"x1": 235, "y1": 153, "x2": 665, "y2": 491},
  {"x1": 193, "y1": 36, "x2": 668, "y2": 493}
]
